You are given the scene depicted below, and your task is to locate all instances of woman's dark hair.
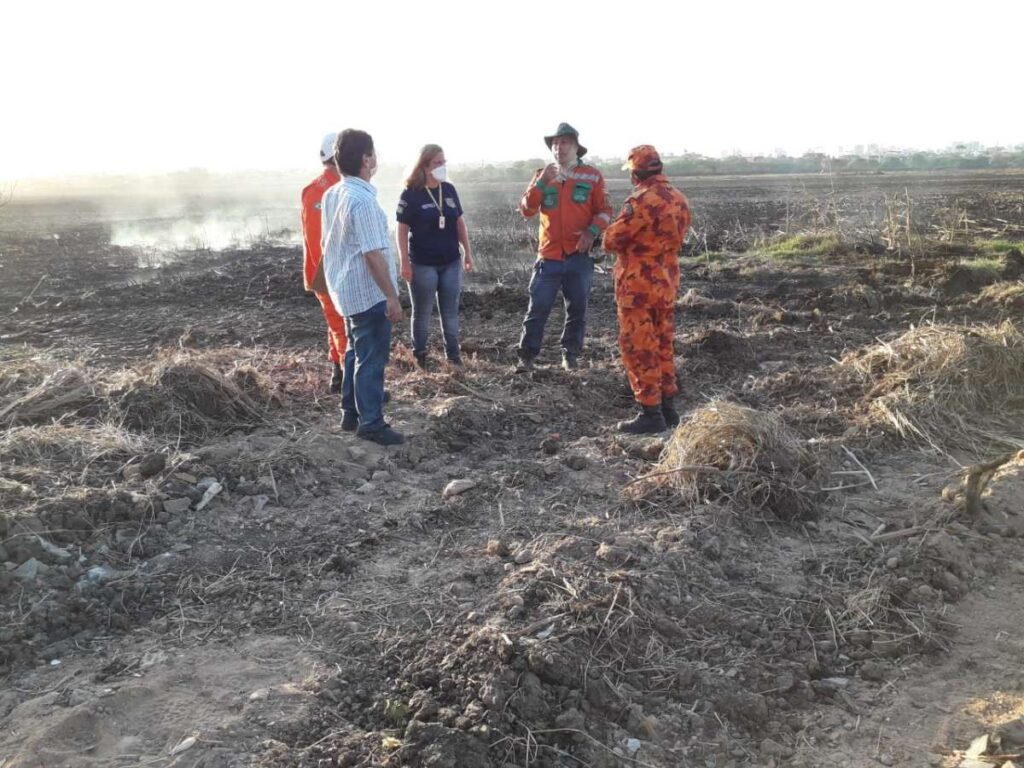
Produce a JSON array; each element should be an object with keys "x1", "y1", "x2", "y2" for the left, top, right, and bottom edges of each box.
[
  {"x1": 335, "y1": 129, "x2": 374, "y2": 177},
  {"x1": 404, "y1": 144, "x2": 443, "y2": 190}
]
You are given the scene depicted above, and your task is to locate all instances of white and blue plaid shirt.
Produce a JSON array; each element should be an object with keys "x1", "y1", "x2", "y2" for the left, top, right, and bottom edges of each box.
[{"x1": 321, "y1": 176, "x2": 398, "y2": 317}]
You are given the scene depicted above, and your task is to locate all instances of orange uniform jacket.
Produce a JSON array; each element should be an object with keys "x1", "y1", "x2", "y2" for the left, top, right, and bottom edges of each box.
[
  {"x1": 603, "y1": 175, "x2": 692, "y2": 308},
  {"x1": 519, "y1": 161, "x2": 613, "y2": 260},
  {"x1": 300, "y1": 167, "x2": 341, "y2": 291}
]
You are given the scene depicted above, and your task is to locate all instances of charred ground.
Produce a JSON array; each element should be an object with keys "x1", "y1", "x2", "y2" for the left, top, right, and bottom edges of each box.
[{"x1": 2, "y1": 171, "x2": 1024, "y2": 768}]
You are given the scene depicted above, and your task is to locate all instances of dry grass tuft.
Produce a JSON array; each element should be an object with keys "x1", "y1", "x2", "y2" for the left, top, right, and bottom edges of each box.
[
  {"x1": 0, "y1": 421, "x2": 151, "y2": 477},
  {"x1": 0, "y1": 358, "x2": 52, "y2": 400},
  {"x1": 973, "y1": 281, "x2": 1024, "y2": 310},
  {"x1": 641, "y1": 399, "x2": 824, "y2": 519},
  {"x1": 229, "y1": 364, "x2": 283, "y2": 409},
  {"x1": 839, "y1": 321, "x2": 1024, "y2": 449},
  {"x1": 0, "y1": 368, "x2": 100, "y2": 426}
]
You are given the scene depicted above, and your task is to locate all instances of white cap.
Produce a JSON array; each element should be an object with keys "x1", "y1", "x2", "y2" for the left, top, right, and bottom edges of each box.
[{"x1": 319, "y1": 132, "x2": 338, "y2": 163}]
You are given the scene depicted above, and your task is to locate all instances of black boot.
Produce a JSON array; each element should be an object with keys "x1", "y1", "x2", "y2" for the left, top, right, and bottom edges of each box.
[
  {"x1": 617, "y1": 405, "x2": 667, "y2": 434},
  {"x1": 514, "y1": 355, "x2": 535, "y2": 374},
  {"x1": 661, "y1": 396, "x2": 680, "y2": 428},
  {"x1": 329, "y1": 362, "x2": 343, "y2": 394},
  {"x1": 341, "y1": 409, "x2": 358, "y2": 432},
  {"x1": 414, "y1": 352, "x2": 429, "y2": 370},
  {"x1": 561, "y1": 351, "x2": 579, "y2": 371}
]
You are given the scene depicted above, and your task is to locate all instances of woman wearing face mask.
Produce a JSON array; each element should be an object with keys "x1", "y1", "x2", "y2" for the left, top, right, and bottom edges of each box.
[{"x1": 396, "y1": 144, "x2": 474, "y2": 368}]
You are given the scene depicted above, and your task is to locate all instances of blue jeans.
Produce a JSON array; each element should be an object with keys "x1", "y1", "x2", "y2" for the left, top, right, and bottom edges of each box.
[
  {"x1": 410, "y1": 259, "x2": 462, "y2": 360},
  {"x1": 341, "y1": 301, "x2": 392, "y2": 435},
  {"x1": 518, "y1": 253, "x2": 594, "y2": 359}
]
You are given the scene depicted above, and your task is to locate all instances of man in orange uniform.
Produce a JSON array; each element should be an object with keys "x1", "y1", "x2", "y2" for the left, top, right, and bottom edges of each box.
[
  {"x1": 301, "y1": 132, "x2": 347, "y2": 393},
  {"x1": 516, "y1": 123, "x2": 613, "y2": 371},
  {"x1": 603, "y1": 145, "x2": 692, "y2": 434}
]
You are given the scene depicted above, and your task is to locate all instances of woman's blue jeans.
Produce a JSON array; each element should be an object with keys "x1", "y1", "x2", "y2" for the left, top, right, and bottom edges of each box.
[{"x1": 409, "y1": 259, "x2": 462, "y2": 360}]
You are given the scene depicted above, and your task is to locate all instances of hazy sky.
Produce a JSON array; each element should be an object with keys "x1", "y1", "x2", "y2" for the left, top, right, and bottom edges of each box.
[{"x1": 3, "y1": 0, "x2": 1022, "y2": 181}]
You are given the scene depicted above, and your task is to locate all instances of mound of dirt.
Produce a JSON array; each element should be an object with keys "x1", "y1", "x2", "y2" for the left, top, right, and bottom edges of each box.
[
  {"x1": 839, "y1": 321, "x2": 1024, "y2": 448},
  {"x1": 641, "y1": 399, "x2": 824, "y2": 519},
  {"x1": 459, "y1": 285, "x2": 526, "y2": 317},
  {"x1": 117, "y1": 359, "x2": 273, "y2": 440},
  {"x1": 939, "y1": 264, "x2": 998, "y2": 297},
  {"x1": 1000, "y1": 247, "x2": 1024, "y2": 279},
  {"x1": 683, "y1": 328, "x2": 756, "y2": 369},
  {"x1": 677, "y1": 289, "x2": 737, "y2": 319},
  {"x1": 425, "y1": 395, "x2": 513, "y2": 455}
]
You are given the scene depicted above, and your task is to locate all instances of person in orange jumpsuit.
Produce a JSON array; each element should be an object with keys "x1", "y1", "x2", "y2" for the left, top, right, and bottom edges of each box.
[
  {"x1": 301, "y1": 132, "x2": 347, "y2": 393},
  {"x1": 603, "y1": 145, "x2": 692, "y2": 434}
]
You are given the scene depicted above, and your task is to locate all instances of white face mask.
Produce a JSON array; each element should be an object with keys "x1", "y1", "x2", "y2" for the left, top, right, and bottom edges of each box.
[{"x1": 430, "y1": 165, "x2": 447, "y2": 183}]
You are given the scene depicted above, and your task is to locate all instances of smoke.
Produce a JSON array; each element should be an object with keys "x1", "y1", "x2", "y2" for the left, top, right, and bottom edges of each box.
[{"x1": 110, "y1": 213, "x2": 300, "y2": 253}]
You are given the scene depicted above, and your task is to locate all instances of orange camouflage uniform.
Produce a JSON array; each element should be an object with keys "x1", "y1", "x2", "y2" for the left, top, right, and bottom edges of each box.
[
  {"x1": 603, "y1": 174, "x2": 692, "y2": 406},
  {"x1": 301, "y1": 166, "x2": 347, "y2": 363}
]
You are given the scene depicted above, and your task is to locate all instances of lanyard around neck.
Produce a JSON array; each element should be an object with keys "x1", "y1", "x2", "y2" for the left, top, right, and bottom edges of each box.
[{"x1": 424, "y1": 182, "x2": 443, "y2": 211}]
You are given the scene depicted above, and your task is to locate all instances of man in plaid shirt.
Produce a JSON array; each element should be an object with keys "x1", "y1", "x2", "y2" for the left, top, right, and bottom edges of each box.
[{"x1": 321, "y1": 129, "x2": 404, "y2": 446}]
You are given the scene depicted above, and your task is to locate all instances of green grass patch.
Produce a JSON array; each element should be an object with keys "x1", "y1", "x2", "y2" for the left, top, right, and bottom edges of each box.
[
  {"x1": 959, "y1": 257, "x2": 1004, "y2": 281},
  {"x1": 681, "y1": 250, "x2": 729, "y2": 265},
  {"x1": 976, "y1": 239, "x2": 1023, "y2": 256},
  {"x1": 761, "y1": 232, "x2": 847, "y2": 260}
]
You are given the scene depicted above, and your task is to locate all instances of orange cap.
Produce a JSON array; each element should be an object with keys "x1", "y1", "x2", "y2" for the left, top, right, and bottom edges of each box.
[{"x1": 622, "y1": 145, "x2": 663, "y2": 172}]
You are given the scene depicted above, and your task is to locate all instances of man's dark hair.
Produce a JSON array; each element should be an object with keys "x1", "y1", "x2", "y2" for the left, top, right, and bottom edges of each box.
[
  {"x1": 633, "y1": 166, "x2": 662, "y2": 181},
  {"x1": 335, "y1": 129, "x2": 374, "y2": 177}
]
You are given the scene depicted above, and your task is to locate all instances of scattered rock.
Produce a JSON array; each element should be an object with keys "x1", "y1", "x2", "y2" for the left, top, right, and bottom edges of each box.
[
  {"x1": 443, "y1": 479, "x2": 477, "y2": 498},
  {"x1": 137, "y1": 453, "x2": 167, "y2": 479},
  {"x1": 485, "y1": 539, "x2": 509, "y2": 557},
  {"x1": 540, "y1": 434, "x2": 561, "y2": 455},
  {"x1": 596, "y1": 542, "x2": 633, "y2": 567},
  {"x1": 36, "y1": 536, "x2": 71, "y2": 561},
  {"x1": 564, "y1": 454, "x2": 587, "y2": 470},
  {"x1": 84, "y1": 565, "x2": 130, "y2": 584},
  {"x1": 68, "y1": 689, "x2": 93, "y2": 707},
  {"x1": 194, "y1": 481, "x2": 223, "y2": 511},
  {"x1": 196, "y1": 476, "x2": 219, "y2": 492},
  {"x1": 162, "y1": 498, "x2": 192, "y2": 515},
  {"x1": 997, "y1": 718, "x2": 1024, "y2": 747},
  {"x1": 170, "y1": 736, "x2": 197, "y2": 755},
  {"x1": 965, "y1": 734, "x2": 989, "y2": 758},
  {"x1": 513, "y1": 549, "x2": 533, "y2": 565},
  {"x1": 815, "y1": 677, "x2": 849, "y2": 691},
  {"x1": 761, "y1": 738, "x2": 794, "y2": 759},
  {"x1": 554, "y1": 707, "x2": 586, "y2": 742},
  {"x1": 859, "y1": 661, "x2": 887, "y2": 682},
  {"x1": 13, "y1": 558, "x2": 43, "y2": 583}
]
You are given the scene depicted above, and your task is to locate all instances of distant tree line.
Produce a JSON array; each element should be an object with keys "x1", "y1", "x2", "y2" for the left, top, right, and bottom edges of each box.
[{"x1": 453, "y1": 147, "x2": 1024, "y2": 182}]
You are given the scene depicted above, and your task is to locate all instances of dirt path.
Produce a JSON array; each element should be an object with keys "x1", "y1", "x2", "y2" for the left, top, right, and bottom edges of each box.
[{"x1": 790, "y1": 563, "x2": 1024, "y2": 768}]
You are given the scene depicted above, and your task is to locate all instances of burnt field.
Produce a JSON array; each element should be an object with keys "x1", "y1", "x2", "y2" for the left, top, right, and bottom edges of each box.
[{"x1": 2, "y1": 170, "x2": 1024, "y2": 768}]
